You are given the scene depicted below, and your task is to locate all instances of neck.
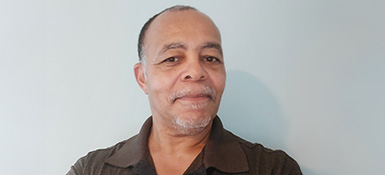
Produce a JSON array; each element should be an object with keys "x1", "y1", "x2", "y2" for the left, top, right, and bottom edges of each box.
[{"x1": 148, "y1": 118, "x2": 213, "y2": 154}]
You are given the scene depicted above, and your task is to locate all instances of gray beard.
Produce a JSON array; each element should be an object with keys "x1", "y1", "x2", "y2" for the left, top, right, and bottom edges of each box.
[{"x1": 171, "y1": 115, "x2": 212, "y2": 136}]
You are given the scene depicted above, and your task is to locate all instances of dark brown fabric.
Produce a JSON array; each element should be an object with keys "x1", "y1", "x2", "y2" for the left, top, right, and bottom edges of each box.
[{"x1": 67, "y1": 116, "x2": 302, "y2": 175}]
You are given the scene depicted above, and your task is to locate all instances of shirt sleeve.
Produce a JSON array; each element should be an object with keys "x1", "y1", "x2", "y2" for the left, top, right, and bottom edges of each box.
[
  {"x1": 283, "y1": 155, "x2": 303, "y2": 175},
  {"x1": 66, "y1": 156, "x2": 86, "y2": 175}
]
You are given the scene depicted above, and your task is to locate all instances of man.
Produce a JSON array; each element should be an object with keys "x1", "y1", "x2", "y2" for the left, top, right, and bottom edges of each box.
[{"x1": 67, "y1": 5, "x2": 302, "y2": 175}]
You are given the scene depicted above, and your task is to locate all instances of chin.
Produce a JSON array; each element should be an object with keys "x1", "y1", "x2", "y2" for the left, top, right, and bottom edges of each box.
[{"x1": 171, "y1": 113, "x2": 214, "y2": 136}]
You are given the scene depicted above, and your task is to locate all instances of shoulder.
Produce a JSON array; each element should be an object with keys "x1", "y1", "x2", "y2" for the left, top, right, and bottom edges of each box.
[
  {"x1": 67, "y1": 136, "x2": 137, "y2": 175},
  {"x1": 83, "y1": 139, "x2": 128, "y2": 162},
  {"x1": 226, "y1": 131, "x2": 302, "y2": 175}
]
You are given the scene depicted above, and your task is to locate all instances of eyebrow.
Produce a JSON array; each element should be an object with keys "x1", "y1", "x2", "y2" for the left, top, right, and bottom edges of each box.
[
  {"x1": 158, "y1": 41, "x2": 223, "y2": 56},
  {"x1": 159, "y1": 42, "x2": 187, "y2": 55},
  {"x1": 201, "y1": 42, "x2": 223, "y2": 56}
]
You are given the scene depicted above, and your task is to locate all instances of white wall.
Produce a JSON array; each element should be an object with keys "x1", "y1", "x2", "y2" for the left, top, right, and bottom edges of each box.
[{"x1": 1, "y1": 0, "x2": 384, "y2": 174}]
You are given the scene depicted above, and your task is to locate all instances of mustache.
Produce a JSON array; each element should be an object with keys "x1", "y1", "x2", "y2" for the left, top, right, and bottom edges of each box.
[{"x1": 168, "y1": 86, "x2": 217, "y2": 103}]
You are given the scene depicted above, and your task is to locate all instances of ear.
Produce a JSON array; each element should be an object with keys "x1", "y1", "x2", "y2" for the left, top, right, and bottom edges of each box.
[{"x1": 134, "y1": 63, "x2": 148, "y2": 94}]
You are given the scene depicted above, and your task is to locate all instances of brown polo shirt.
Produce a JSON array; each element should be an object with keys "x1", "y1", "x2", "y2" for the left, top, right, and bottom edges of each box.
[{"x1": 67, "y1": 116, "x2": 302, "y2": 175}]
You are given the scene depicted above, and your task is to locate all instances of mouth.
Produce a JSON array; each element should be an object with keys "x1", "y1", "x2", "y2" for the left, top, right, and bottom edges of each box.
[
  {"x1": 169, "y1": 87, "x2": 216, "y2": 103},
  {"x1": 174, "y1": 93, "x2": 212, "y2": 110},
  {"x1": 176, "y1": 94, "x2": 211, "y2": 102}
]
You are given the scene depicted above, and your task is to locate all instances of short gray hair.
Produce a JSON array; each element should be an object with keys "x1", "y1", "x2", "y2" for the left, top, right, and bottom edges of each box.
[{"x1": 137, "y1": 5, "x2": 197, "y2": 63}]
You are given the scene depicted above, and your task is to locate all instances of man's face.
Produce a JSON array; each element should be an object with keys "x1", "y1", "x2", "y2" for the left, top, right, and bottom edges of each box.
[{"x1": 135, "y1": 10, "x2": 226, "y2": 135}]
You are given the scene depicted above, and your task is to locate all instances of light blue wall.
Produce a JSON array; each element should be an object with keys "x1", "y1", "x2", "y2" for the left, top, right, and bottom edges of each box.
[{"x1": 1, "y1": 0, "x2": 384, "y2": 174}]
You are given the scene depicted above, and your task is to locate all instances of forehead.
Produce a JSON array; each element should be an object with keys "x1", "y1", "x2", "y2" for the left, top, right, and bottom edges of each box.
[
  {"x1": 143, "y1": 10, "x2": 221, "y2": 55},
  {"x1": 150, "y1": 10, "x2": 218, "y2": 30}
]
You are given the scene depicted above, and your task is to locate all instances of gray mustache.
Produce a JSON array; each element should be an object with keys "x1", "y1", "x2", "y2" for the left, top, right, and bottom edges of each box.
[{"x1": 168, "y1": 86, "x2": 217, "y2": 103}]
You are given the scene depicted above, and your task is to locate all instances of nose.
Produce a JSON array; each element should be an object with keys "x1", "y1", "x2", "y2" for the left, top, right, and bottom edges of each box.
[{"x1": 181, "y1": 59, "x2": 207, "y2": 81}]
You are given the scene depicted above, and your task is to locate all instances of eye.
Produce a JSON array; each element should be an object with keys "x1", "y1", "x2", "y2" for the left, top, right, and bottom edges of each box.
[
  {"x1": 204, "y1": 56, "x2": 220, "y2": 63},
  {"x1": 164, "y1": 57, "x2": 179, "y2": 62}
]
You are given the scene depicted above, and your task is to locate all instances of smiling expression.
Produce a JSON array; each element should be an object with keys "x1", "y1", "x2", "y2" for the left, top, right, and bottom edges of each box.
[{"x1": 134, "y1": 9, "x2": 226, "y2": 135}]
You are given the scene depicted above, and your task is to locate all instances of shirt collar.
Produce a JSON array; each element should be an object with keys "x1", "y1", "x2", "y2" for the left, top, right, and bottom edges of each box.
[
  {"x1": 105, "y1": 117, "x2": 153, "y2": 168},
  {"x1": 105, "y1": 116, "x2": 249, "y2": 173},
  {"x1": 203, "y1": 117, "x2": 249, "y2": 173}
]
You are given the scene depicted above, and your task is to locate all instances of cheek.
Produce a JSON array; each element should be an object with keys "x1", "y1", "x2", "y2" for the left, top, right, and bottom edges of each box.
[
  {"x1": 146, "y1": 72, "x2": 178, "y2": 98},
  {"x1": 212, "y1": 69, "x2": 226, "y2": 88}
]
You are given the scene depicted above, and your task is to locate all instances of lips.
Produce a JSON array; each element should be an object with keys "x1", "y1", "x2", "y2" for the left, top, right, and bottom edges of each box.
[
  {"x1": 174, "y1": 93, "x2": 212, "y2": 110},
  {"x1": 168, "y1": 86, "x2": 216, "y2": 103},
  {"x1": 176, "y1": 93, "x2": 211, "y2": 101}
]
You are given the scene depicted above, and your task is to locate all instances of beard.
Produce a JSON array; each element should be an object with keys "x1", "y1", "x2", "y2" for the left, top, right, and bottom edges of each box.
[
  {"x1": 171, "y1": 114, "x2": 213, "y2": 136},
  {"x1": 168, "y1": 86, "x2": 218, "y2": 136}
]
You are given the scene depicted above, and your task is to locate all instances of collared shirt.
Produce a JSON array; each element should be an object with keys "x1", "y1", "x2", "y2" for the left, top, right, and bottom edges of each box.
[{"x1": 67, "y1": 116, "x2": 302, "y2": 175}]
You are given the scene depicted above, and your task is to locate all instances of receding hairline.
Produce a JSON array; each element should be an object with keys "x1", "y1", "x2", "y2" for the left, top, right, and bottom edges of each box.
[
  {"x1": 138, "y1": 5, "x2": 199, "y2": 62},
  {"x1": 138, "y1": 5, "x2": 221, "y2": 62}
]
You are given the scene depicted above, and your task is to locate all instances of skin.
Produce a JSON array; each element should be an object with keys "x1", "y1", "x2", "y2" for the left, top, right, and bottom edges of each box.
[{"x1": 134, "y1": 10, "x2": 226, "y2": 175}]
